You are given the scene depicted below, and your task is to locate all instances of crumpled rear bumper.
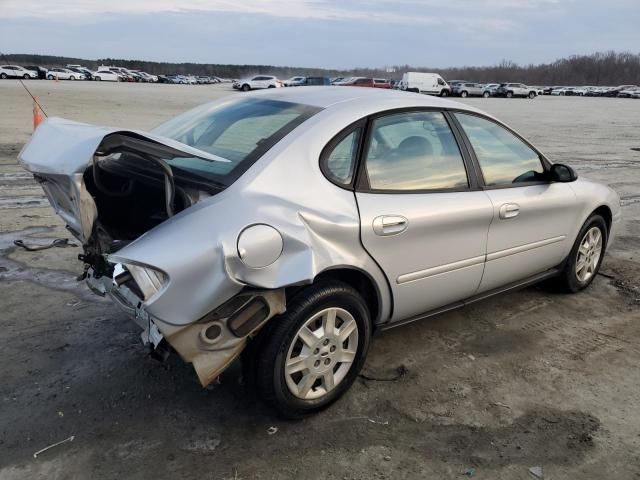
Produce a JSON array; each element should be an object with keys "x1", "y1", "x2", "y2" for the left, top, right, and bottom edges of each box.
[{"x1": 87, "y1": 266, "x2": 286, "y2": 386}]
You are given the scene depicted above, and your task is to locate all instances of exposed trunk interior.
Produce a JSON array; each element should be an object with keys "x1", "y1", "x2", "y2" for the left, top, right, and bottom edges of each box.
[{"x1": 78, "y1": 133, "x2": 223, "y2": 277}]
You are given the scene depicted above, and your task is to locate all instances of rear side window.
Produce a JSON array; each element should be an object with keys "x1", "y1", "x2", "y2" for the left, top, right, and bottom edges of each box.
[
  {"x1": 364, "y1": 111, "x2": 468, "y2": 191},
  {"x1": 321, "y1": 126, "x2": 362, "y2": 185},
  {"x1": 455, "y1": 113, "x2": 545, "y2": 186}
]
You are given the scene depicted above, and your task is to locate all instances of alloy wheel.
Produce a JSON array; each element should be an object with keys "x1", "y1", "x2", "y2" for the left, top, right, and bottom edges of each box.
[
  {"x1": 284, "y1": 307, "x2": 359, "y2": 400},
  {"x1": 576, "y1": 226, "x2": 603, "y2": 283}
]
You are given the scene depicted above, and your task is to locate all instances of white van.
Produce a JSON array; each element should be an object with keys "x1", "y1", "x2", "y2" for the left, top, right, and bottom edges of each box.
[{"x1": 398, "y1": 72, "x2": 450, "y2": 96}]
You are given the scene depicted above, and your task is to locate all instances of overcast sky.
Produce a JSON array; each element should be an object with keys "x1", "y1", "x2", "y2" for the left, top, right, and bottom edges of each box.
[{"x1": 1, "y1": 0, "x2": 639, "y2": 69}]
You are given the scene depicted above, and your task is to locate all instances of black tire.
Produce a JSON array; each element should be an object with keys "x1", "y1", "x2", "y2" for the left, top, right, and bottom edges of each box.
[
  {"x1": 506, "y1": 91, "x2": 514, "y2": 98},
  {"x1": 555, "y1": 214, "x2": 607, "y2": 293},
  {"x1": 241, "y1": 84, "x2": 250, "y2": 91},
  {"x1": 47, "y1": 75, "x2": 54, "y2": 80},
  {"x1": 483, "y1": 91, "x2": 490, "y2": 98},
  {"x1": 23, "y1": 74, "x2": 29, "y2": 79},
  {"x1": 94, "y1": 76, "x2": 101, "y2": 81},
  {"x1": 460, "y1": 91, "x2": 468, "y2": 98},
  {"x1": 69, "y1": 76, "x2": 75, "y2": 81},
  {"x1": 0, "y1": 73, "x2": 7, "y2": 79},
  {"x1": 528, "y1": 91, "x2": 536, "y2": 99},
  {"x1": 440, "y1": 89, "x2": 449, "y2": 97},
  {"x1": 248, "y1": 281, "x2": 371, "y2": 418}
]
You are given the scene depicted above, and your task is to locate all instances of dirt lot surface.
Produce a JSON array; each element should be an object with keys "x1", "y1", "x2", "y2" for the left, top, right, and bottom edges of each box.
[{"x1": 1, "y1": 81, "x2": 639, "y2": 479}]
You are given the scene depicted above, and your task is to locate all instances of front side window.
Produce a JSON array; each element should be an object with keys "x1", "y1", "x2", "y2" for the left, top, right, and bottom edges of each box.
[
  {"x1": 364, "y1": 111, "x2": 468, "y2": 191},
  {"x1": 455, "y1": 113, "x2": 545, "y2": 186},
  {"x1": 152, "y1": 98, "x2": 321, "y2": 184},
  {"x1": 322, "y1": 127, "x2": 362, "y2": 185}
]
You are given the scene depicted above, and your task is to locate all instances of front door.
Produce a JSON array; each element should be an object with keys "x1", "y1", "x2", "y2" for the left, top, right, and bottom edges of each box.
[
  {"x1": 355, "y1": 110, "x2": 494, "y2": 322},
  {"x1": 453, "y1": 112, "x2": 577, "y2": 292}
]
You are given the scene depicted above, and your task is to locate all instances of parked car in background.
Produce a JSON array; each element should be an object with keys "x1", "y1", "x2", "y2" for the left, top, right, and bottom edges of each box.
[
  {"x1": 452, "y1": 82, "x2": 485, "y2": 97},
  {"x1": 551, "y1": 87, "x2": 575, "y2": 96},
  {"x1": 342, "y1": 77, "x2": 375, "y2": 88},
  {"x1": 19, "y1": 87, "x2": 620, "y2": 417},
  {"x1": 373, "y1": 78, "x2": 392, "y2": 89},
  {"x1": 495, "y1": 83, "x2": 537, "y2": 98},
  {"x1": 482, "y1": 83, "x2": 500, "y2": 97},
  {"x1": 332, "y1": 77, "x2": 355, "y2": 85},
  {"x1": 233, "y1": 75, "x2": 282, "y2": 91},
  {"x1": 93, "y1": 70, "x2": 121, "y2": 82},
  {"x1": 617, "y1": 86, "x2": 640, "y2": 98},
  {"x1": 47, "y1": 68, "x2": 85, "y2": 80},
  {"x1": 284, "y1": 76, "x2": 306, "y2": 87},
  {"x1": 397, "y1": 72, "x2": 450, "y2": 96},
  {"x1": 67, "y1": 67, "x2": 93, "y2": 80},
  {"x1": 23, "y1": 65, "x2": 48, "y2": 79},
  {"x1": 0, "y1": 65, "x2": 38, "y2": 79},
  {"x1": 304, "y1": 77, "x2": 331, "y2": 86}
]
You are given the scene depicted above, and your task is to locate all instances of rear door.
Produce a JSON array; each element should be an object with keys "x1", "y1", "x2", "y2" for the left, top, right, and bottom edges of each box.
[
  {"x1": 355, "y1": 110, "x2": 494, "y2": 322},
  {"x1": 453, "y1": 112, "x2": 577, "y2": 292}
]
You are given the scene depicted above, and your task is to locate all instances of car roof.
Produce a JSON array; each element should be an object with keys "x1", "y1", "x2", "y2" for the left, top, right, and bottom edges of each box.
[{"x1": 246, "y1": 85, "x2": 475, "y2": 111}]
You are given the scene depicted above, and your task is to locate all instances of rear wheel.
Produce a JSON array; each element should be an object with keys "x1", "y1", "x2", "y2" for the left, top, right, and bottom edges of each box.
[
  {"x1": 528, "y1": 91, "x2": 536, "y2": 99},
  {"x1": 248, "y1": 281, "x2": 371, "y2": 418},
  {"x1": 483, "y1": 91, "x2": 490, "y2": 98},
  {"x1": 555, "y1": 214, "x2": 607, "y2": 292},
  {"x1": 69, "y1": 76, "x2": 75, "y2": 81}
]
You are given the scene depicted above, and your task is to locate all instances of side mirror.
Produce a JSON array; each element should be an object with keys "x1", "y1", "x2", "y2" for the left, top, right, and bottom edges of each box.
[{"x1": 550, "y1": 163, "x2": 577, "y2": 182}]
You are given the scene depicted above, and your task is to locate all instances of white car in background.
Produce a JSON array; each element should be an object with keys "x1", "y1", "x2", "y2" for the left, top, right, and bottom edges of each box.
[
  {"x1": 284, "y1": 76, "x2": 306, "y2": 87},
  {"x1": 0, "y1": 65, "x2": 38, "y2": 79},
  {"x1": 47, "y1": 68, "x2": 85, "y2": 80},
  {"x1": 234, "y1": 75, "x2": 283, "y2": 91},
  {"x1": 93, "y1": 70, "x2": 121, "y2": 82}
]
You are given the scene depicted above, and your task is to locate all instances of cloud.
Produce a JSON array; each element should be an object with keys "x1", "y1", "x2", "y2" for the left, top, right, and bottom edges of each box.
[{"x1": 1, "y1": 0, "x2": 513, "y2": 31}]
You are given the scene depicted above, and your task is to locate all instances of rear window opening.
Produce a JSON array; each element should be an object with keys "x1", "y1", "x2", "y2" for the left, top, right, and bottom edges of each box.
[{"x1": 80, "y1": 98, "x2": 321, "y2": 271}]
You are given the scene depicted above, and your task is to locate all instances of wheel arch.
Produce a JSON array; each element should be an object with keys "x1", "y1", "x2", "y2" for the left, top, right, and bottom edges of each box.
[
  {"x1": 591, "y1": 204, "x2": 612, "y2": 235},
  {"x1": 305, "y1": 266, "x2": 383, "y2": 326}
]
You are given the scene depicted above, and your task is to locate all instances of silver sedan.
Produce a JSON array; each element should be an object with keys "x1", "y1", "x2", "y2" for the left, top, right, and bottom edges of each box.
[{"x1": 19, "y1": 87, "x2": 621, "y2": 417}]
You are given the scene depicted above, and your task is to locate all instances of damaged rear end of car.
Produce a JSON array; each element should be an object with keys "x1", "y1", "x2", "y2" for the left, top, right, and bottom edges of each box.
[{"x1": 17, "y1": 108, "x2": 307, "y2": 385}]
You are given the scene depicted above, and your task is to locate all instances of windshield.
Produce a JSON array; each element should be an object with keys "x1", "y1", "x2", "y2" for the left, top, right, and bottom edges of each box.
[{"x1": 152, "y1": 98, "x2": 321, "y2": 184}]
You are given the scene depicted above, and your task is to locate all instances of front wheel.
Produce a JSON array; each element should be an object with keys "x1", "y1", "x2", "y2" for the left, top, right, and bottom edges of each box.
[
  {"x1": 69, "y1": 76, "x2": 75, "y2": 81},
  {"x1": 440, "y1": 89, "x2": 449, "y2": 97},
  {"x1": 241, "y1": 84, "x2": 251, "y2": 91},
  {"x1": 249, "y1": 281, "x2": 371, "y2": 418},
  {"x1": 483, "y1": 91, "x2": 490, "y2": 98},
  {"x1": 555, "y1": 214, "x2": 607, "y2": 292},
  {"x1": 460, "y1": 91, "x2": 468, "y2": 98},
  {"x1": 506, "y1": 91, "x2": 514, "y2": 98},
  {"x1": 0, "y1": 73, "x2": 7, "y2": 79},
  {"x1": 23, "y1": 74, "x2": 30, "y2": 79},
  {"x1": 94, "y1": 76, "x2": 101, "y2": 81}
]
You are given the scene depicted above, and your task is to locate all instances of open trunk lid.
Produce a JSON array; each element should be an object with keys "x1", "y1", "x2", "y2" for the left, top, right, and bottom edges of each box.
[{"x1": 18, "y1": 117, "x2": 228, "y2": 244}]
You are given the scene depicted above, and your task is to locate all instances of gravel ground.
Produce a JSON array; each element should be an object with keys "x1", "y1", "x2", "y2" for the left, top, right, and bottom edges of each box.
[{"x1": 0, "y1": 81, "x2": 639, "y2": 479}]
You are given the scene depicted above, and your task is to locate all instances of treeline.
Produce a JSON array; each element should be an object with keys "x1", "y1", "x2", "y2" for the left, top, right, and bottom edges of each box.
[{"x1": 3, "y1": 51, "x2": 640, "y2": 85}]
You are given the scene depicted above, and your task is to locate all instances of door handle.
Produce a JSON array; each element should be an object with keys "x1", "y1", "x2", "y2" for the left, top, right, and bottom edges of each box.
[
  {"x1": 373, "y1": 215, "x2": 409, "y2": 236},
  {"x1": 499, "y1": 203, "x2": 520, "y2": 219}
]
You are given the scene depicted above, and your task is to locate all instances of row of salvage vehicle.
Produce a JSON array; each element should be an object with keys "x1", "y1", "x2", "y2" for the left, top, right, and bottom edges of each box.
[{"x1": 0, "y1": 64, "x2": 231, "y2": 84}]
